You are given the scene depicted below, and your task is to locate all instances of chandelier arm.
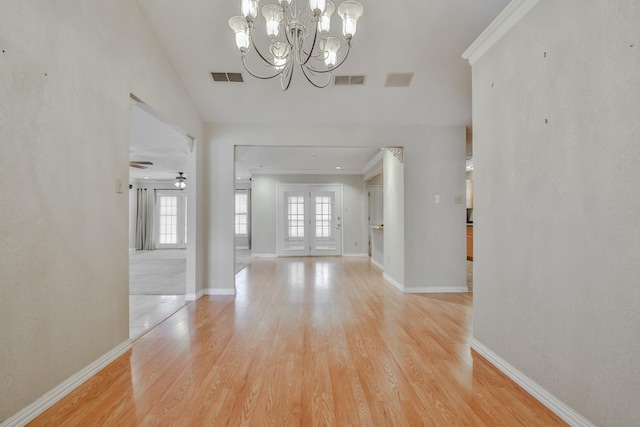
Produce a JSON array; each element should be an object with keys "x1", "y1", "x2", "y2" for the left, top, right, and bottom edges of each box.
[
  {"x1": 241, "y1": 56, "x2": 283, "y2": 80},
  {"x1": 301, "y1": 24, "x2": 319, "y2": 66},
  {"x1": 301, "y1": 63, "x2": 331, "y2": 88},
  {"x1": 305, "y1": 41, "x2": 352, "y2": 74},
  {"x1": 281, "y1": 62, "x2": 294, "y2": 91},
  {"x1": 249, "y1": 27, "x2": 277, "y2": 67}
]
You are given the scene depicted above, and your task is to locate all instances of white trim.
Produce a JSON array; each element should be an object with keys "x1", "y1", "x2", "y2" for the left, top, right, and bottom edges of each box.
[
  {"x1": 362, "y1": 149, "x2": 384, "y2": 180},
  {"x1": 343, "y1": 253, "x2": 368, "y2": 257},
  {"x1": 251, "y1": 169, "x2": 362, "y2": 175},
  {"x1": 1, "y1": 340, "x2": 132, "y2": 427},
  {"x1": 204, "y1": 288, "x2": 237, "y2": 296},
  {"x1": 252, "y1": 253, "x2": 277, "y2": 258},
  {"x1": 185, "y1": 289, "x2": 204, "y2": 301},
  {"x1": 405, "y1": 286, "x2": 469, "y2": 294},
  {"x1": 370, "y1": 258, "x2": 384, "y2": 270},
  {"x1": 235, "y1": 246, "x2": 249, "y2": 250},
  {"x1": 383, "y1": 273, "x2": 404, "y2": 292},
  {"x1": 471, "y1": 339, "x2": 596, "y2": 427},
  {"x1": 462, "y1": 0, "x2": 540, "y2": 65}
]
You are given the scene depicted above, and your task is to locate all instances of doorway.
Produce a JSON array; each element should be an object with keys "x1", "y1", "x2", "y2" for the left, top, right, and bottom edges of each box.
[{"x1": 277, "y1": 184, "x2": 342, "y2": 256}]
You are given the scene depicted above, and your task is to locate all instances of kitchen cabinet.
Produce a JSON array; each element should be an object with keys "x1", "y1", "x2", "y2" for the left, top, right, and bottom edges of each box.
[{"x1": 466, "y1": 225, "x2": 473, "y2": 261}]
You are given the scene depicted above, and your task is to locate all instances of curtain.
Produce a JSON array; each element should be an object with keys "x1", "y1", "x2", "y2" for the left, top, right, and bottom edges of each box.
[{"x1": 135, "y1": 188, "x2": 156, "y2": 250}]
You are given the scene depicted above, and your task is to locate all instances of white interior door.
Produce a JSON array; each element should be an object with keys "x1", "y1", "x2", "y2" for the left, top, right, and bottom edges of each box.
[
  {"x1": 156, "y1": 190, "x2": 187, "y2": 249},
  {"x1": 277, "y1": 184, "x2": 342, "y2": 256}
]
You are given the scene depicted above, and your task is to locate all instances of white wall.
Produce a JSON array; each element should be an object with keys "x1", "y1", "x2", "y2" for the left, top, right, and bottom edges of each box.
[
  {"x1": 204, "y1": 123, "x2": 466, "y2": 293},
  {"x1": 383, "y1": 150, "x2": 405, "y2": 287},
  {"x1": 471, "y1": 1, "x2": 640, "y2": 425},
  {"x1": 0, "y1": 1, "x2": 203, "y2": 420},
  {"x1": 251, "y1": 174, "x2": 366, "y2": 256}
]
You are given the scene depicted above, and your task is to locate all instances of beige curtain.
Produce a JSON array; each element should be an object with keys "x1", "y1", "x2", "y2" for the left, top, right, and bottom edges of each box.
[{"x1": 135, "y1": 188, "x2": 156, "y2": 250}]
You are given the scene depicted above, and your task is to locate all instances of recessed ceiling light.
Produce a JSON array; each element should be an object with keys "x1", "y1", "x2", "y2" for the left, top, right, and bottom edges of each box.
[
  {"x1": 237, "y1": 176, "x2": 242, "y2": 179},
  {"x1": 144, "y1": 176, "x2": 149, "y2": 179},
  {"x1": 336, "y1": 166, "x2": 342, "y2": 169}
]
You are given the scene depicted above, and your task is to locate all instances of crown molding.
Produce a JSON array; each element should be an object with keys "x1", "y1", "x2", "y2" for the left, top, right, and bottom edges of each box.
[
  {"x1": 462, "y1": 0, "x2": 540, "y2": 65},
  {"x1": 250, "y1": 169, "x2": 363, "y2": 176}
]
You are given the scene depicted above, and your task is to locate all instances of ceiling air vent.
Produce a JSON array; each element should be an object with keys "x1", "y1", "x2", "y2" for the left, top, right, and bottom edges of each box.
[
  {"x1": 211, "y1": 72, "x2": 244, "y2": 83},
  {"x1": 384, "y1": 72, "x2": 414, "y2": 88},
  {"x1": 334, "y1": 75, "x2": 366, "y2": 86}
]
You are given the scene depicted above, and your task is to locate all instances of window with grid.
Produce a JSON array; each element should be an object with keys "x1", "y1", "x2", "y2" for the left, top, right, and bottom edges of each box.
[
  {"x1": 287, "y1": 195, "x2": 305, "y2": 238},
  {"x1": 235, "y1": 191, "x2": 248, "y2": 235},
  {"x1": 315, "y1": 195, "x2": 332, "y2": 238},
  {"x1": 158, "y1": 196, "x2": 178, "y2": 244}
]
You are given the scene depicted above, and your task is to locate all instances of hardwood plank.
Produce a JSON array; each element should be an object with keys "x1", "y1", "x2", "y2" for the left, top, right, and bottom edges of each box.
[{"x1": 29, "y1": 257, "x2": 566, "y2": 426}]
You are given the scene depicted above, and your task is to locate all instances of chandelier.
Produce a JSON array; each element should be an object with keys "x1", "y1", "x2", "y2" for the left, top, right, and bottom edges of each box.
[{"x1": 228, "y1": 0, "x2": 364, "y2": 90}]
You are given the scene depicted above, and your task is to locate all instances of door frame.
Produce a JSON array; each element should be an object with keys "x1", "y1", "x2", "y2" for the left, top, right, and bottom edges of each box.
[{"x1": 276, "y1": 183, "x2": 343, "y2": 257}]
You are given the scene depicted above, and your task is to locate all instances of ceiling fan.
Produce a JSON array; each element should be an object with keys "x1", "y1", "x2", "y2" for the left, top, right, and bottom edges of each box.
[{"x1": 129, "y1": 161, "x2": 153, "y2": 169}]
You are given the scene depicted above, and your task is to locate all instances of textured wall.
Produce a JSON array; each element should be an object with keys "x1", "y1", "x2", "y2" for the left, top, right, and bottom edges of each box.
[
  {"x1": 0, "y1": 1, "x2": 202, "y2": 420},
  {"x1": 472, "y1": 1, "x2": 640, "y2": 425}
]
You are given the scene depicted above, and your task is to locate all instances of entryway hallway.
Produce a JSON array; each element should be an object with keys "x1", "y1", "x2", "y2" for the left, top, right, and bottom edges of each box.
[{"x1": 34, "y1": 257, "x2": 562, "y2": 425}]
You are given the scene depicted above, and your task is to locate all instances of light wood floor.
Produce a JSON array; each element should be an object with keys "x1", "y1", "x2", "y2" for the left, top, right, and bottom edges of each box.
[{"x1": 31, "y1": 257, "x2": 564, "y2": 426}]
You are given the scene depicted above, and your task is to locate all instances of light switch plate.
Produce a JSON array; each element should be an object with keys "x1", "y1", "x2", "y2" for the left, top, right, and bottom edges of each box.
[
  {"x1": 116, "y1": 178, "x2": 123, "y2": 193},
  {"x1": 434, "y1": 194, "x2": 440, "y2": 204}
]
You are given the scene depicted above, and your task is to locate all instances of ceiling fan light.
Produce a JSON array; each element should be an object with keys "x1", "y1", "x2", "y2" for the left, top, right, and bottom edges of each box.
[
  {"x1": 317, "y1": 0, "x2": 335, "y2": 35},
  {"x1": 319, "y1": 36, "x2": 340, "y2": 69},
  {"x1": 278, "y1": 0, "x2": 291, "y2": 6},
  {"x1": 229, "y1": 16, "x2": 251, "y2": 53},
  {"x1": 308, "y1": 0, "x2": 326, "y2": 16},
  {"x1": 241, "y1": 0, "x2": 260, "y2": 22},
  {"x1": 338, "y1": 0, "x2": 363, "y2": 39},
  {"x1": 262, "y1": 4, "x2": 283, "y2": 40}
]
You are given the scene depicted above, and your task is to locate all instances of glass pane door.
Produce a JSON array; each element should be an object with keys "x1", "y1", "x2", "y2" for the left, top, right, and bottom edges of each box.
[
  {"x1": 310, "y1": 186, "x2": 341, "y2": 256},
  {"x1": 277, "y1": 185, "x2": 342, "y2": 256}
]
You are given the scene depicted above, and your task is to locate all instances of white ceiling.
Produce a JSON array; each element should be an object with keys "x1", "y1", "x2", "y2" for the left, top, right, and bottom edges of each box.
[
  {"x1": 235, "y1": 146, "x2": 382, "y2": 178},
  {"x1": 129, "y1": 104, "x2": 189, "y2": 181},
  {"x1": 131, "y1": 0, "x2": 509, "y2": 180},
  {"x1": 136, "y1": 0, "x2": 510, "y2": 126}
]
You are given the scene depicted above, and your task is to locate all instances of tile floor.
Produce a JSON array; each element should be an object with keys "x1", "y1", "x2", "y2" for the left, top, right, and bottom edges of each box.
[{"x1": 129, "y1": 294, "x2": 186, "y2": 339}]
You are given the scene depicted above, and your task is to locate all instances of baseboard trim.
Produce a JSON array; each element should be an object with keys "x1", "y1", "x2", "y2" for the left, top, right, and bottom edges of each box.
[
  {"x1": 383, "y1": 273, "x2": 404, "y2": 292},
  {"x1": 343, "y1": 253, "x2": 368, "y2": 257},
  {"x1": 2, "y1": 339, "x2": 132, "y2": 427},
  {"x1": 204, "y1": 288, "x2": 237, "y2": 296},
  {"x1": 252, "y1": 254, "x2": 277, "y2": 258},
  {"x1": 471, "y1": 338, "x2": 595, "y2": 427},
  {"x1": 405, "y1": 286, "x2": 469, "y2": 294},
  {"x1": 185, "y1": 289, "x2": 204, "y2": 301},
  {"x1": 370, "y1": 258, "x2": 384, "y2": 271}
]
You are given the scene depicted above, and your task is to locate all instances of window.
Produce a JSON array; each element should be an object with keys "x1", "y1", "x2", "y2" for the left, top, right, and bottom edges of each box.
[{"x1": 235, "y1": 190, "x2": 248, "y2": 235}]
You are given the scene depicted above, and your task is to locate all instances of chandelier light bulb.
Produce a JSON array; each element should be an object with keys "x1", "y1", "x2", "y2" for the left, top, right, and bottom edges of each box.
[
  {"x1": 229, "y1": 16, "x2": 251, "y2": 53},
  {"x1": 320, "y1": 36, "x2": 340, "y2": 69},
  {"x1": 241, "y1": 0, "x2": 261, "y2": 22},
  {"x1": 317, "y1": 1, "x2": 335, "y2": 36},
  {"x1": 308, "y1": 0, "x2": 326, "y2": 16},
  {"x1": 262, "y1": 4, "x2": 283, "y2": 40},
  {"x1": 338, "y1": 0, "x2": 363, "y2": 40},
  {"x1": 270, "y1": 41, "x2": 290, "y2": 71}
]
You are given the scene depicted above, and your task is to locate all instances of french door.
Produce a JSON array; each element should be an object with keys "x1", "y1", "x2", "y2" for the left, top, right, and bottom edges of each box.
[
  {"x1": 156, "y1": 190, "x2": 187, "y2": 249},
  {"x1": 277, "y1": 184, "x2": 342, "y2": 256}
]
